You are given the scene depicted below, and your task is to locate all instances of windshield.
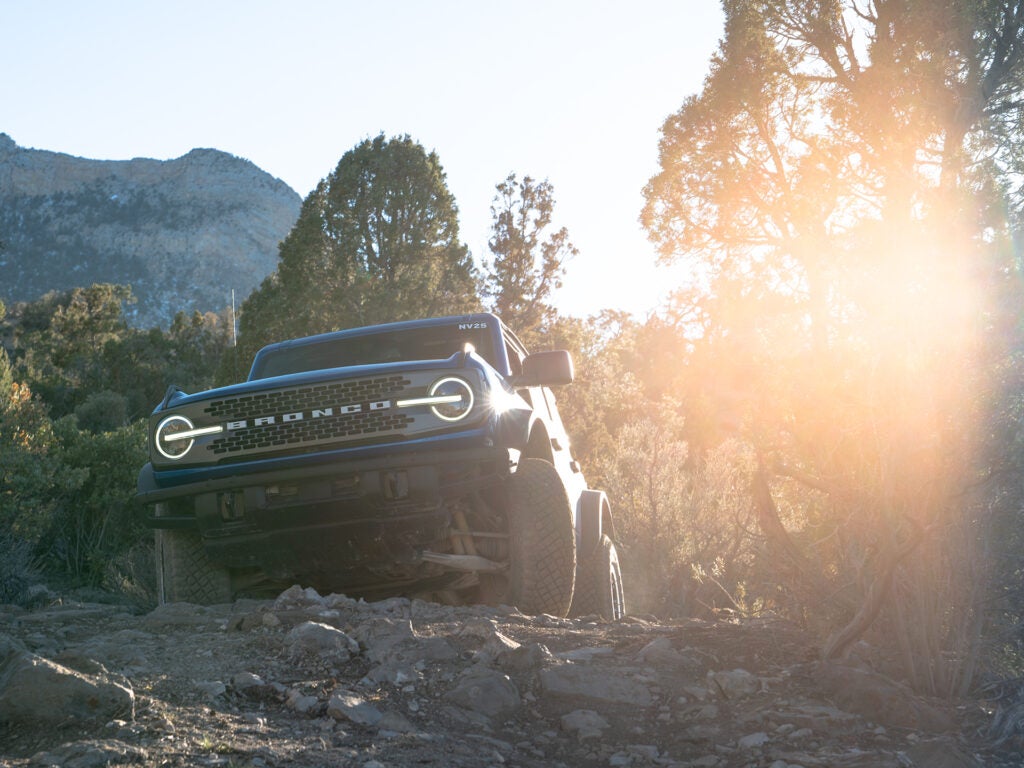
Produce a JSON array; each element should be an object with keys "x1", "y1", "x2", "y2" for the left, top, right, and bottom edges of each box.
[{"x1": 251, "y1": 324, "x2": 498, "y2": 379}]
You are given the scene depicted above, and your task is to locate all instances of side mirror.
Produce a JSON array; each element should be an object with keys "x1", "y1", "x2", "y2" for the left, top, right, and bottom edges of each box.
[{"x1": 513, "y1": 350, "x2": 574, "y2": 387}]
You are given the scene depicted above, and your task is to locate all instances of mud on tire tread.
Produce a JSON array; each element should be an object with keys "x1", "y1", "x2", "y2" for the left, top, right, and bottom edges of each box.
[
  {"x1": 570, "y1": 534, "x2": 626, "y2": 620},
  {"x1": 155, "y1": 527, "x2": 233, "y2": 605},
  {"x1": 506, "y1": 458, "x2": 577, "y2": 617}
]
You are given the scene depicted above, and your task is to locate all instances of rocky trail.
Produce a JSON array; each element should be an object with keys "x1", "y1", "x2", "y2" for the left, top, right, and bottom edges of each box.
[{"x1": 0, "y1": 587, "x2": 1017, "y2": 767}]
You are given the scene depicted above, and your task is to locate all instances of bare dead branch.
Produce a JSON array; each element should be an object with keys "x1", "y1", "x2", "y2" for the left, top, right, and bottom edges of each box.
[
  {"x1": 822, "y1": 515, "x2": 928, "y2": 660},
  {"x1": 751, "y1": 458, "x2": 830, "y2": 602}
]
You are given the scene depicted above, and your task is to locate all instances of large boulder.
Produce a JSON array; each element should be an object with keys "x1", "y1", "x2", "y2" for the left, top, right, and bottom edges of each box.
[{"x1": 0, "y1": 634, "x2": 134, "y2": 725}]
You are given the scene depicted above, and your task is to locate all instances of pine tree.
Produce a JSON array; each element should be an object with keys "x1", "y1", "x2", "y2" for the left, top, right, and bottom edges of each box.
[
  {"x1": 641, "y1": 0, "x2": 1024, "y2": 694},
  {"x1": 483, "y1": 173, "x2": 576, "y2": 342},
  {"x1": 236, "y1": 135, "x2": 481, "y2": 363}
]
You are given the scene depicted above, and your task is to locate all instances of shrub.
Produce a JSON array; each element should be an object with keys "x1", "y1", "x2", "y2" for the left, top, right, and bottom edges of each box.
[
  {"x1": 39, "y1": 417, "x2": 148, "y2": 586},
  {"x1": 74, "y1": 390, "x2": 129, "y2": 433}
]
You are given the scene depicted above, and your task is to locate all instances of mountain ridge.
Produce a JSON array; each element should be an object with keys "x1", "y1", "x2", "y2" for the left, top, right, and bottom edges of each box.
[{"x1": 0, "y1": 134, "x2": 301, "y2": 327}]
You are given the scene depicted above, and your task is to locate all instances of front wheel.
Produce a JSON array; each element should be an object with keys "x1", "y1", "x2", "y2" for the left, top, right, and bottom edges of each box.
[
  {"x1": 505, "y1": 458, "x2": 577, "y2": 617},
  {"x1": 154, "y1": 523, "x2": 233, "y2": 605},
  {"x1": 570, "y1": 534, "x2": 626, "y2": 620}
]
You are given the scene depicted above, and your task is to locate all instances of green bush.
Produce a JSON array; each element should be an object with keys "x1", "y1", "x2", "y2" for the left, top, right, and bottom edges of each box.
[
  {"x1": 0, "y1": 528, "x2": 41, "y2": 604},
  {"x1": 74, "y1": 390, "x2": 129, "y2": 433},
  {"x1": 41, "y1": 417, "x2": 148, "y2": 586}
]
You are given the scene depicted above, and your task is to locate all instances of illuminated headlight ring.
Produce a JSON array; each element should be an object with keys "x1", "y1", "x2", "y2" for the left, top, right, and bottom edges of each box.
[
  {"x1": 155, "y1": 415, "x2": 195, "y2": 460},
  {"x1": 155, "y1": 415, "x2": 223, "y2": 460},
  {"x1": 428, "y1": 376, "x2": 475, "y2": 422}
]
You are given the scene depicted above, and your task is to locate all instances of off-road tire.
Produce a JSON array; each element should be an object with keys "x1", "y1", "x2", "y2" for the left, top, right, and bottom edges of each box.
[
  {"x1": 155, "y1": 526, "x2": 233, "y2": 605},
  {"x1": 570, "y1": 534, "x2": 626, "y2": 620},
  {"x1": 505, "y1": 458, "x2": 576, "y2": 616}
]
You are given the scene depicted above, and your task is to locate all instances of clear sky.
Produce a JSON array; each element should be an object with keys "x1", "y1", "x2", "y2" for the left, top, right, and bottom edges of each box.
[{"x1": 0, "y1": 1, "x2": 724, "y2": 318}]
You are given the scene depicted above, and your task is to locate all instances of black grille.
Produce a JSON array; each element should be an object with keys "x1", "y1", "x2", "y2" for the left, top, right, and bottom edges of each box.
[
  {"x1": 204, "y1": 375, "x2": 415, "y2": 456},
  {"x1": 209, "y1": 410, "x2": 413, "y2": 455},
  {"x1": 203, "y1": 376, "x2": 411, "y2": 421}
]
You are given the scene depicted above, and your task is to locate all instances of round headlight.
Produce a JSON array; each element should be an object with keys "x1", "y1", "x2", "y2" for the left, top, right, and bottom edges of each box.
[
  {"x1": 155, "y1": 415, "x2": 195, "y2": 460},
  {"x1": 429, "y1": 377, "x2": 474, "y2": 422}
]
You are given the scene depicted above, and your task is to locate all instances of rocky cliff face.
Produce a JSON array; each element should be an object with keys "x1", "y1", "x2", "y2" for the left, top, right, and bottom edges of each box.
[{"x1": 0, "y1": 134, "x2": 301, "y2": 327}]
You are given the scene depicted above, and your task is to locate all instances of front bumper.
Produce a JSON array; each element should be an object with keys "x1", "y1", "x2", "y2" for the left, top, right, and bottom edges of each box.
[
  {"x1": 139, "y1": 444, "x2": 513, "y2": 523},
  {"x1": 139, "y1": 445, "x2": 514, "y2": 578}
]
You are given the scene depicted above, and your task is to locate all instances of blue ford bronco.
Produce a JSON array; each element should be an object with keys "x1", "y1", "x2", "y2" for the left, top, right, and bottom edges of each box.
[{"x1": 137, "y1": 313, "x2": 624, "y2": 618}]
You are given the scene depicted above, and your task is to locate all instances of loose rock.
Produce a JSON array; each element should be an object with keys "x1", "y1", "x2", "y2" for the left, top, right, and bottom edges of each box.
[
  {"x1": 540, "y1": 662, "x2": 654, "y2": 706},
  {"x1": 560, "y1": 708, "x2": 610, "y2": 739},
  {"x1": 0, "y1": 637, "x2": 134, "y2": 725},
  {"x1": 446, "y1": 665, "x2": 521, "y2": 718},
  {"x1": 327, "y1": 690, "x2": 383, "y2": 726},
  {"x1": 0, "y1": 588, "x2": 1010, "y2": 768}
]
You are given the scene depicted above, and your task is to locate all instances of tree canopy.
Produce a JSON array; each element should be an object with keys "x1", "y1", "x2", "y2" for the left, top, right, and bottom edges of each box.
[
  {"x1": 641, "y1": 0, "x2": 1024, "y2": 695},
  {"x1": 0, "y1": 284, "x2": 236, "y2": 594},
  {"x1": 232, "y1": 135, "x2": 481, "y2": 369},
  {"x1": 483, "y1": 173, "x2": 576, "y2": 344}
]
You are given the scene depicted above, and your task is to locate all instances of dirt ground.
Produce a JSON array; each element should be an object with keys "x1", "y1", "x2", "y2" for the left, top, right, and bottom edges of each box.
[{"x1": 0, "y1": 586, "x2": 1018, "y2": 768}]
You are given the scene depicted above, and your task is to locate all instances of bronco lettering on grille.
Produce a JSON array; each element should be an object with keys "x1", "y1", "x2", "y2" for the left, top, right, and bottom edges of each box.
[{"x1": 227, "y1": 400, "x2": 393, "y2": 431}]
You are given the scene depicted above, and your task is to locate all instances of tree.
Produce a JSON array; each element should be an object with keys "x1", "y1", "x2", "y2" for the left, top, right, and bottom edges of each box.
[
  {"x1": 642, "y1": 0, "x2": 1024, "y2": 694},
  {"x1": 483, "y1": 173, "x2": 577, "y2": 342},
  {"x1": 234, "y1": 135, "x2": 481, "y2": 367},
  {"x1": 42, "y1": 417, "x2": 147, "y2": 586},
  {"x1": 12, "y1": 284, "x2": 134, "y2": 417},
  {"x1": 164, "y1": 309, "x2": 234, "y2": 390},
  {"x1": 0, "y1": 343, "x2": 58, "y2": 599},
  {"x1": 0, "y1": 291, "x2": 169, "y2": 596}
]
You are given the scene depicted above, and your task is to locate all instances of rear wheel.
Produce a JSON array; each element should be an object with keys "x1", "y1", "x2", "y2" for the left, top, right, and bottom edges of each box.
[
  {"x1": 154, "y1": 510, "x2": 233, "y2": 605},
  {"x1": 570, "y1": 534, "x2": 626, "y2": 620},
  {"x1": 505, "y1": 458, "x2": 576, "y2": 616}
]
